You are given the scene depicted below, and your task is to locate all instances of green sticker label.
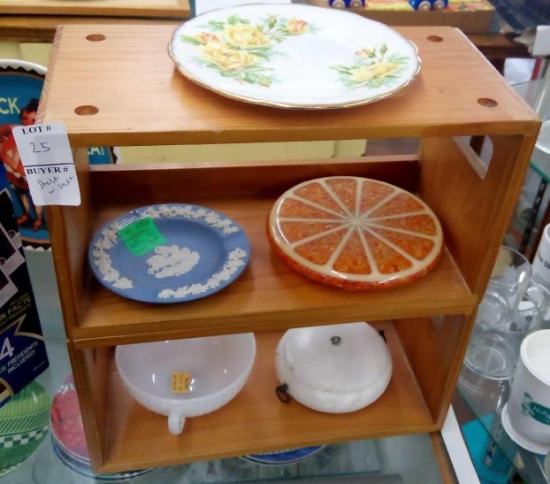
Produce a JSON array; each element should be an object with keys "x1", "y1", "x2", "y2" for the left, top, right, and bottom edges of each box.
[
  {"x1": 117, "y1": 217, "x2": 166, "y2": 256},
  {"x1": 521, "y1": 392, "x2": 550, "y2": 425}
]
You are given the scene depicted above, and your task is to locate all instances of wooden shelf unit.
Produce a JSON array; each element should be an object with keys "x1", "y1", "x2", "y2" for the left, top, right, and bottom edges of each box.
[{"x1": 39, "y1": 24, "x2": 540, "y2": 474}]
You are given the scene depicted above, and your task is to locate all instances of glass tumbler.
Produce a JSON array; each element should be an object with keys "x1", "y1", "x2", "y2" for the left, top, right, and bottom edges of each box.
[
  {"x1": 464, "y1": 285, "x2": 545, "y2": 380},
  {"x1": 487, "y1": 245, "x2": 531, "y2": 314}
]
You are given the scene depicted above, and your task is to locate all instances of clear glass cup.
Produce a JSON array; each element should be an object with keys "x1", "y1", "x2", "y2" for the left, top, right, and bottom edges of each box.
[
  {"x1": 487, "y1": 245, "x2": 531, "y2": 314},
  {"x1": 464, "y1": 284, "x2": 545, "y2": 380}
]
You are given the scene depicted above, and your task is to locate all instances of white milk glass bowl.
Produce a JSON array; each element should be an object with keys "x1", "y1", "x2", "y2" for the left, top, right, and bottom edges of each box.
[
  {"x1": 275, "y1": 322, "x2": 392, "y2": 413},
  {"x1": 115, "y1": 333, "x2": 256, "y2": 435}
]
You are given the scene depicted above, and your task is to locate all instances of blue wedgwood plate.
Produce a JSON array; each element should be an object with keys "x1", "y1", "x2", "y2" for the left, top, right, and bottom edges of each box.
[
  {"x1": 88, "y1": 204, "x2": 250, "y2": 303},
  {"x1": 241, "y1": 445, "x2": 324, "y2": 466}
]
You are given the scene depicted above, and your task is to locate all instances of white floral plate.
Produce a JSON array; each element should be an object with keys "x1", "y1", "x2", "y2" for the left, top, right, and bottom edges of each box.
[
  {"x1": 168, "y1": 3, "x2": 420, "y2": 109},
  {"x1": 88, "y1": 204, "x2": 250, "y2": 303}
]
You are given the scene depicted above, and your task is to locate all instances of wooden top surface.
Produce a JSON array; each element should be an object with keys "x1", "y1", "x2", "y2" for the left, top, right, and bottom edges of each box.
[
  {"x1": 0, "y1": 0, "x2": 190, "y2": 18},
  {"x1": 38, "y1": 24, "x2": 539, "y2": 148}
]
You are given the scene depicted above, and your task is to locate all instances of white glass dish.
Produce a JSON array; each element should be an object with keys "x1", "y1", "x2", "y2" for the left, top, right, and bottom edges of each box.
[
  {"x1": 115, "y1": 333, "x2": 256, "y2": 435},
  {"x1": 275, "y1": 322, "x2": 392, "y2": 413}
]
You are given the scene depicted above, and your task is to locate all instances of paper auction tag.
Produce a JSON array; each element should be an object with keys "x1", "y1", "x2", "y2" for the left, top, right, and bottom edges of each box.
[{"x1": 12, "y1": 121, "x2": 81, "y2": 206}]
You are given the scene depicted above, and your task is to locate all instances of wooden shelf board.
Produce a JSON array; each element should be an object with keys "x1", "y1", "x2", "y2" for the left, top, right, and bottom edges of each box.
[
  {"x1": 38, "y1": 24, "x2": 539, "y2": 148},
  {"x1": 100, "y1": 323, "x2": 435, "y2": 473},
  {"x1": 71, "y1": 193, "x2": 475, "y2": 347},
  {"x1": 0, "y1": 0, "x2": 190, "y2": 18}
]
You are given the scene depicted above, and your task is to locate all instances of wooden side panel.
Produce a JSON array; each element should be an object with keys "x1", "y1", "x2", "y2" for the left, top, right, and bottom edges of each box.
[
  {"x1": 394, "y1": 314, "x2": 470, "y2": 426},
  {"x1": 39, "y1": 33, "x2": 94, "y2": 336},
  {"x1": 430, "y1": 433, "x2": 457, "y2": 483},
  {"x1": 45, "y1": 148, "x2": 92, "y2": 337},
  {"x1": 418, "y1": 134, "x2": 538, "y2": 297},
  {"x1": 68, "y1": 342, "x2": 112, "y2": 472}
]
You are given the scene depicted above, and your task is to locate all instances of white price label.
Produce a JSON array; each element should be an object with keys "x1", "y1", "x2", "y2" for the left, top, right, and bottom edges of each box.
[{"x1": 12, "y1": 122, "x2": 81, "y2": 206}]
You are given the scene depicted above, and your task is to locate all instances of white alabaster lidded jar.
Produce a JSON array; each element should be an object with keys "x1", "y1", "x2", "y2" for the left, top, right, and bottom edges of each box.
[{"x1": 275, "y1": 322, "x2": 392, "y2": 413}]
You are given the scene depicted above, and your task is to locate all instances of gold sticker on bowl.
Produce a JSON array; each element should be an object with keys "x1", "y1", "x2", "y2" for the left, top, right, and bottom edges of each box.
[{"x1": 171, "y1": 372, "x2": 191, "y2": 393}]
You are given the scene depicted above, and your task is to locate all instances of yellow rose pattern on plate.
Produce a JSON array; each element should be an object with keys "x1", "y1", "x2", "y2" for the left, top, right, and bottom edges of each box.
[
  {"x1": 179, "y1": 14, "x2": 313, "y2": 87},
  {"x1": 332, "y1": 44, "x2": 411, "y2": 89}
]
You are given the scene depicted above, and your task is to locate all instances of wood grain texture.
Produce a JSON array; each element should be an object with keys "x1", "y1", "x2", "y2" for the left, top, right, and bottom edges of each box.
[
  {"x1": 308, "y1": 0, "x2": 494, "y2": 34},
  {"x1": 0, "y1": 0, "x2": 190, "y2": 18},
  {"x1": 45, "y1": 148, "x2": 91, "y2": 338},
  {"x1": 49, "y1": 159, "x2": 476, "y2": 347},
  {"x1": 37, "y1": 25, "x2": 539, "y2": 148},
  {"x1": 67, "y1": 342, "x2": 109, "y2": 470},
  {"x1": 395, "y1": 314, "x2": 468, "y2": 425},
  {"x1": 419, "y1": 134, "x2": 539, "y2": 297},
  {"x1": 429, "y1": 432, "x2": 457, "y2": 483},
  {"x1": 39, "y1": 23, "x2": 541, "y2": 474},
  {"x1": 0, "y1": 17, "x2": 526, "y2": 73},
  {"x1": 0, "y1": 16, "x2": 180, "y2": 43},
  {"x1": 76, "y1": 323, "x2": 436, "y2": 473}
]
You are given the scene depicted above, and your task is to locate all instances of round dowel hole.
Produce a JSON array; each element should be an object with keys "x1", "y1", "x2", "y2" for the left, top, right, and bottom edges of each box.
[
  {"x1": 427, "y1": 36, "x2": 444, "y2": 42},
  {"x1": 86, "y1": 34, "x2": 106, "y2": 42},
  {"x1": 74, "y1": 105, "x2": 99, "y2": 116},
  {"x1": 477, "y1": 98, "x2": 498, "y2": 108}
]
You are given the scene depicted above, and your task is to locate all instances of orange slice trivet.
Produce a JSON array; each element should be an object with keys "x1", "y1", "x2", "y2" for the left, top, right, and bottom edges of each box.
[{"x1": 267, "y1": 176, "x2": 444, "y2": 290}]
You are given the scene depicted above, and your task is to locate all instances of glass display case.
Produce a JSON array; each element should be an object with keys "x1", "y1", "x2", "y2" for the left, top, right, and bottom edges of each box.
[
  {"x1": 457, "y1": 363, "x2": 549, "y2": 483},
  {"x1": 0, "y1": 250, "x2": 451, "y2": 483}
]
